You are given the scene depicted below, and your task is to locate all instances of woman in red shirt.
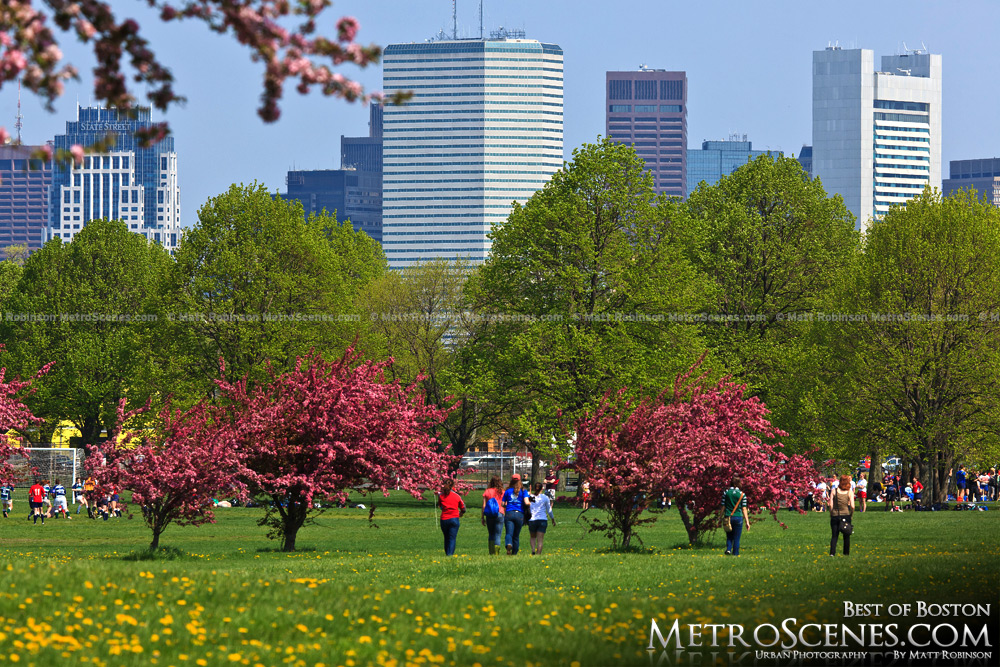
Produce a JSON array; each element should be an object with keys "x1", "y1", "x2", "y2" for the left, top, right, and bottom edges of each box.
[{"x1": 437, "y1": 479, "x2": 466, "y2": 556}]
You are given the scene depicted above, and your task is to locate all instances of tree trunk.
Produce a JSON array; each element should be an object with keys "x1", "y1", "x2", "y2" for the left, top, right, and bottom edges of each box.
[
  {"x1": 530, "y1": 451, "x2": 541, "y2": 487},
  {"x1": 80, "y1": 413, "x2": 103, "y2": 445},
  {"x1": 281, "y1": 500, "x2": 308, "y2": 552},
  {"x1": 150, "y1": 528, "x2": 161, "y2": 550}
]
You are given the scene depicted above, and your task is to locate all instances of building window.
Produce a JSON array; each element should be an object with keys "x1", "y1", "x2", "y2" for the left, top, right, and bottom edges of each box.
[
  {"x1": 659, "y1": 80, "x2": 683, "y2": 100},
  {"x1": 660, "y1": 105, "x2": 682, "y2": 113},
  {"x1": 609, "y1": 105, "x2": 631, "y2": 113},
  {"x1": 635, "y1": 105, "x2": 657, "y2": 113},
  {"x1": 635, "y1": 80, "x2": 656, "y2": 99},
  {"x1": 609, "y1": 80, "x2": 632, "y2": 100}
]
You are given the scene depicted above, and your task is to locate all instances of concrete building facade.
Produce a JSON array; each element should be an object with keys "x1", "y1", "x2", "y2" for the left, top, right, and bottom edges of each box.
[
  {"x1": 606, "y1": 68, "x2": 687, "y2": 198},
  {"x1": 812, "y1": 47, "x2": 941, "y2": 228}
]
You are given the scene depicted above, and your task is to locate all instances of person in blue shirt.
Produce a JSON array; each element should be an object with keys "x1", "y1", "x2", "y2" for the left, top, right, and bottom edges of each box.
[
  {"x1": 501, "y1": 474, "x2": 531, "y2": 555},
  {"x1": 1, "y1": 484, "x2": 12, "y2": 518},
  {"x1": 954, "y1": 465, "x2": 968, "y2": 502}
]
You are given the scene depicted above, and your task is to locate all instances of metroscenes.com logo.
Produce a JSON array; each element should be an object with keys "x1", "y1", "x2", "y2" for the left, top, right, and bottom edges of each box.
[{"x1": 647, "y1": 602, "x2": 993, "y2": 666}]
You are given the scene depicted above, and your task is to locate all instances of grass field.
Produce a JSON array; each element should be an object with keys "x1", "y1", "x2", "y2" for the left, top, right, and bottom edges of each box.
[{"x1": 0, "y1": 495, "x2": 997, "y2": 667}]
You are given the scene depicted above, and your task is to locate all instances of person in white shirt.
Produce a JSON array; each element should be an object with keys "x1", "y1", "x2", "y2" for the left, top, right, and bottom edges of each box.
[{"x1": 527, "y1": 482, "x2": 556, "y2": 555}]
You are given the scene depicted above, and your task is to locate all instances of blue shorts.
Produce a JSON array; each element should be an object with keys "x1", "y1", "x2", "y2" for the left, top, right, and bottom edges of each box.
[{"x1": 528, "y1": 519, "x2": 548, "y2": 534}]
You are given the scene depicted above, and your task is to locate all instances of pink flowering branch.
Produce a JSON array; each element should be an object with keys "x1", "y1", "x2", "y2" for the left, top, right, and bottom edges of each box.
[{"x1": 0, "y1": 1, "x2": 400, "y2": 148}]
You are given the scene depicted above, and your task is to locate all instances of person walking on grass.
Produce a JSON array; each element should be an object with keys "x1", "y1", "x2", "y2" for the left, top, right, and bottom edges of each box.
[
  {"x1": 829, "y1": 474, "x2": 855, "y2": 556},
  {"x1": 722, "y1": 476, "x2": 750, "y2": 556},
  {"x1": 481, "y1": 476, "x2": 505, "y2": 555},
  {"x1": 502, "y1": 474, "x2": 530, "y2": 555},
  {"x1": 28, "y1": 480, "x2": 46, "y2": 525},
  {"x1": 527, "y1": 482, "x2": 556, "y2": 555},
  {"x1": 856, "y1": 472, "x2": 868, "y2": 512},
  {"x1": 436, "y1": 479, "x2": 466, "y2": 557}
]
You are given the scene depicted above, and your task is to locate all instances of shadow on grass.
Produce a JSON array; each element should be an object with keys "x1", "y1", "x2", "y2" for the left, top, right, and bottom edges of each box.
[
  {"x1": 121, "y1": 546, "x2": 187, "y2": 561},
  {"x1": 255, "y1": 546, "x2": 319, "y2": 553},
  {"x1": 594, "y1": 544, "x2": 661, "y2": 555}
]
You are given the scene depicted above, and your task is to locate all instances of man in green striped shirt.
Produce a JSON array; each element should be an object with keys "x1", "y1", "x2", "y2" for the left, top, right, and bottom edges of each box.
[{"x1": 722, "y1": 476, "x2": 751, "y2": 556}]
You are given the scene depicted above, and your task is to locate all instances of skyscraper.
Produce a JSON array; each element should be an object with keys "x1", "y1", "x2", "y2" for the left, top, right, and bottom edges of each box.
[
  {"x1": 942, "y1": 158, "x2": 1000, "y2": 207},
  {"x1": 812, "y1": 46, "x2": 941, "y2": 228},
  {"x1": 381, "y1": 33, "x2": 564, "y2": 268},
  {"x1": 48, "y1": 107, "x2": 181, "y2": 251},
  {"x1": 605, "y1": 68, "x2": 687, "y2": 198},
  {"x1": 279, "y1": 102, "x2": 383, "y2": 242},
  {"x1": 0, "y1": 144, "x2": 51, "y2": 252},
  {"x1": 341, "y1": 103, "x2": 383, "y2": 173},
  {"x1": 280, "y1": 169, "x2": 383, "y2": 242},
  {"x1": 686, "y1": 136, "x2": 779, "y2": 196}
]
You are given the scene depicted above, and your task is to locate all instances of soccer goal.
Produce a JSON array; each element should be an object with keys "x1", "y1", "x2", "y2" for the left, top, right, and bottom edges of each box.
[{"x1": 6, "y1": 448, "x2": 85, "y2": 487}]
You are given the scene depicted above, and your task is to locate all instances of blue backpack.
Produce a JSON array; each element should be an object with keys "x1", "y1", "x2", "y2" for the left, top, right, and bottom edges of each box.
[{"x1": 484, "y1": 496, "x2": 500, "y2": 517}]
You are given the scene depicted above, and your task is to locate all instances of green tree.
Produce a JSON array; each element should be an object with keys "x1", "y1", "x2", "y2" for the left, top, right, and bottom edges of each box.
[
  {"x1": 361, "y1": 259, "x2": 518, "y2": 459},
  {"x1": 681, "y1": 154, "x2": 859, "y2": 452},
  {"x1": 169, "y1": 182, "x2": 386, "y2": 394},
  {"x1": 823, "y1": 189, "x2": 1000, "y2": 500},
  {"x1": 464, "y1": 138, "x2": 709, "y2": 471},
  {"x1": 0, "y1": 219, "x2": 173, "y2": 444}
]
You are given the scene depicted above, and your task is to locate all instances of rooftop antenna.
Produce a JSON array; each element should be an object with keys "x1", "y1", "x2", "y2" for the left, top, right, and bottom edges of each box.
[
  {"x1": 452, "y1": 0, "x2": 457, "y2": 39},
  {"x1": 14, "y1": 78, "x2": 23, "y2": 144},
  {"x1": 479, "y1": 0, "x2": 483, "y2": 39}
]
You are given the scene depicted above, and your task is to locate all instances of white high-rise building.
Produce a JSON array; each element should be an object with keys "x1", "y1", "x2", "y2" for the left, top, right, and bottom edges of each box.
[
  {"x1": 812, "y1": 46, "x2": 941, "y2": 229},
  {"x1": 49, "y1": 107, "x2": 181, "y2": 251},
  {"x1": 381, "y1": 34, "x2": 564, "y2": 268}
]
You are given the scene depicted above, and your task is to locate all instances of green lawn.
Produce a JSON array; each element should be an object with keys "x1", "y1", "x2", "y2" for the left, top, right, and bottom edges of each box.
[{"x1": 0, "y1": 496, "x2": 996, "y2": 667}]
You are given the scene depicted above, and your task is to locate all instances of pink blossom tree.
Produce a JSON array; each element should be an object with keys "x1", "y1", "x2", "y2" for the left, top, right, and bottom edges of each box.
[
  {"x1": 217, "y1": 348, "x2": 454, "y2": 552},
  {"x1": 570, "y1": 360, "x2": 817, "y2": 549},
  {"x1": 0, "y1": 1, "x2": 398, "y2": 153},
  {"x1": 85, "y1": 399, "x2": 244, "y2": 550},
  {"x1": 0, "y1": 351, "x2": 49, "y2": 487}
]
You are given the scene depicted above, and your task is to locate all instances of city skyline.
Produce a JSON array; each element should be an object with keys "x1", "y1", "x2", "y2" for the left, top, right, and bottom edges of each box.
[{"x1": 0, "y1": 1, "x2": 998, "y2": 228}]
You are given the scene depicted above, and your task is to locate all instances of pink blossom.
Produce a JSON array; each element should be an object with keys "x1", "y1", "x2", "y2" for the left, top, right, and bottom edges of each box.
[
  {"x1": 76, "y1": 19, "x2": 96, "y2": 39},
  {"x1": 337, "y1": 16, "x2": 359, "y2": 42},
  {"x1": 0, "y1": 127, "x2": 9, "y2": 145},
  {"x1": 69, "y1": 144, "x2": 84, "y2": 165},
  {"x1": 39, "y1": 144, "x2": 52, "y2": 161}
]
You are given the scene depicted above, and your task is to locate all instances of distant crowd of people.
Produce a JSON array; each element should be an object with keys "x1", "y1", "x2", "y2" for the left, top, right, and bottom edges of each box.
[
  {"x1": 1, "y1": 477, "x2": 124, "y2": 524},
  {"x1": 806, "y1": 465, "x2": 998, "y2": 515}
]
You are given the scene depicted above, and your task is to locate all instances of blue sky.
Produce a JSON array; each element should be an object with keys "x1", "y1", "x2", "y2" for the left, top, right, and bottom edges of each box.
[{"x1": 2, "y1": 0, "x2": 998, "y2": 225}]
